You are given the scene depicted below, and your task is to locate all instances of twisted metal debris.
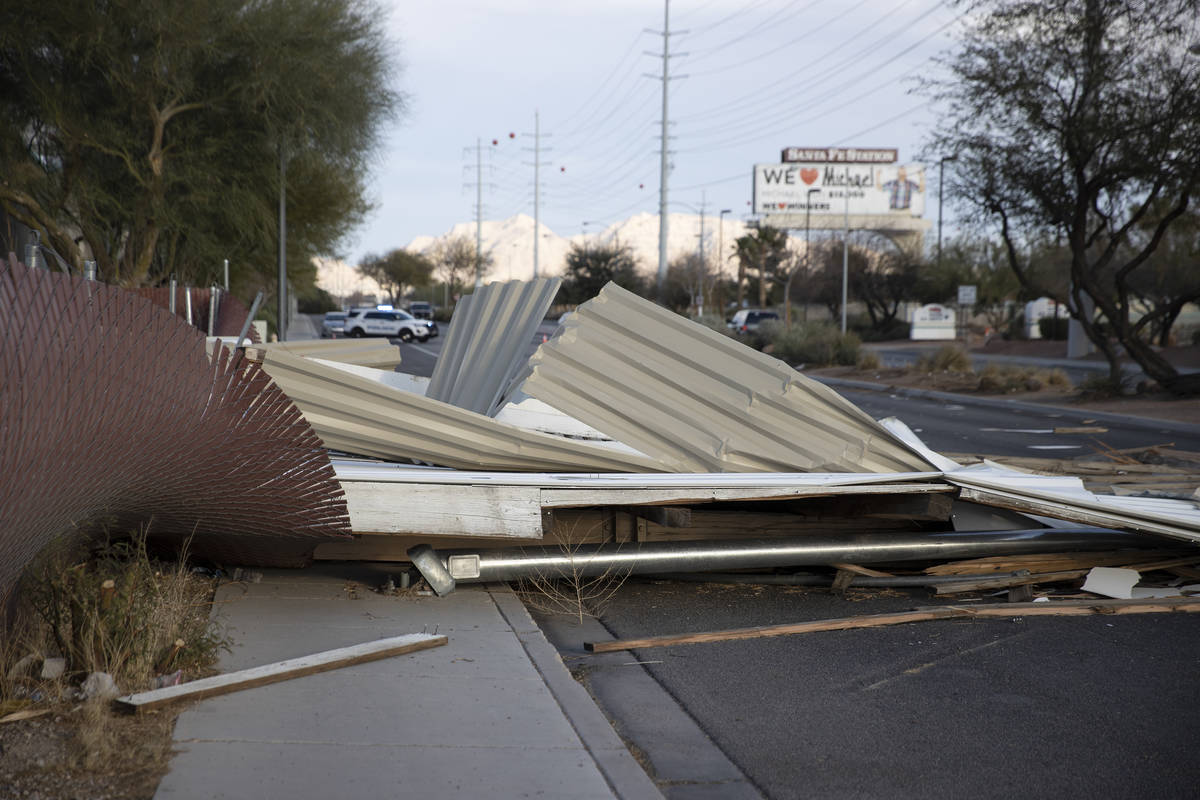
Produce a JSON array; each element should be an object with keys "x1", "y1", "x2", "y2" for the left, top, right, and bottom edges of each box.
[{"x1": 0, "y1": 256, "x2": 351, "y2": 605}]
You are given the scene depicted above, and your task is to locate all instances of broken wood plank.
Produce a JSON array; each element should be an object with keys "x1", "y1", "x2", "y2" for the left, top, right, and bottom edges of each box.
[
  {"x1": 1054, "y1": 427, "x2": 1109, "y2": 434},
  {"x1": 115, "y1": 633, "x2": 447, "y2": 713},
  {"x1": 829, "y1": 563, "x2": 895, "y2": 578},
  {"x1": 582, "y1": 598, "x2": 1200, "y2": 653},
  {"x1": 0, "y1": 708, "x2": 52, "y2": 724},
  {"x1": 342, "y1": 482, "x2": 545, "y2": 538},
  {"x1": 831, "y1": 570, "x2": 856, "y2": 592},
  {"x1": 934, "y1": 569, "x2": 1087, "y2": 595},
  {"x1": 924, "y1": 549, "x2": 1188, "y2": 576}
]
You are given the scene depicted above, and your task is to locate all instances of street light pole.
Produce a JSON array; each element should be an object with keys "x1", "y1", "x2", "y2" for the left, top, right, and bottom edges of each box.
[
  {"x1": 937, "y1": 155, "x2": 957, "y2": 269},
  {"x1": 717, "y1": 209, "x2": 731, "y2": 312}
]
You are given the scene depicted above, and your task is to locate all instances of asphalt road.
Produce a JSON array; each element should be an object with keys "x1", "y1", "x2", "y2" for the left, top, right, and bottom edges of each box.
[
  {"x1": 346, "y1": 312, "x2": 1200, "y2": 799},
  {"x1": 588, "y1": 580, "x2": 1200, "y2": 800}
]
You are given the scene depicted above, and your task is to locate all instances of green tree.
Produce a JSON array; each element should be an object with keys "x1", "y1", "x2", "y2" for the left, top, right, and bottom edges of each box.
[
  {"x1": 734, "y1": 226, "x2": 789, "y2": 308},
  {"x1": 925, "y1": 0, "x2": 1200, "y2": 393},
  {"x1": 358, "y1": 249, "x2": 434, "y2": 305},
  {"x1": 1125, "y1": 202, "x2": 1200, "y2": 346},
  {"x1": 0, "y1": 0, "x2": 398, "y2": 295},
  {"x1": 558, "y1": 242, "x2": 644, "y2": 305}
]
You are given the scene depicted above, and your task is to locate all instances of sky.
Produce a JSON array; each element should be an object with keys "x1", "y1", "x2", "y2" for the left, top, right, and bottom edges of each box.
[{"x1": 345, "y1": 0, "x2": 968, "y2": 263}]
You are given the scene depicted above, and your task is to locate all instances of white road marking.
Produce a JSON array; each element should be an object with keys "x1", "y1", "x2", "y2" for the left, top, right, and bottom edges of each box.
[{"x1": 409, "y1": 344, "x2": 440, "y2": 359}]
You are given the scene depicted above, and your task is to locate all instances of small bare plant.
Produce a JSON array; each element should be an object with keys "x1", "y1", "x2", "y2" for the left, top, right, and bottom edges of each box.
[{"x1": 516, "y1": 518, "x2": 636, "y2": 624}]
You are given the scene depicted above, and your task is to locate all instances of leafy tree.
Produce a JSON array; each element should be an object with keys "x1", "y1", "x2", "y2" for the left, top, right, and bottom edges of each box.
[
  {"x1": 0, "y1": 0, "x2": 398, "y2": 295},
  {"x1": 358, "y1": 249, "x2": 434, "y2": 305},
  {"x1": 1125, "y1": 202, "x2": 1200, "y2": 346},
  {"x1": 734, "y1": 225, "x2": 789, "y2": 308},
  {"x1": 558, "y1": 242, "x2": 644, "y2": 305},
  {"x1": 428, "y1": 235, "x2": 493, "y2": 303},
  {"x1": 849, "y1": 241, "x2": 919, "y2": 332},
  {"x1": 925, "y1": 0, "x2": 1200, "y2": 393},
  {"x1": 919, "y1": 233, "x2": 1026, "y2": 332}
]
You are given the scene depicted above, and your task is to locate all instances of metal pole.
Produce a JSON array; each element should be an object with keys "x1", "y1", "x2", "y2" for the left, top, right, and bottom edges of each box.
[
  {"x1": 475, "y1": 138, "x2": 483, "y2": 288},
  {"x1": 697, "y1": 196, "x2": 705, "y2": 313},
  {"x1": 184, "y1": 286, "x2": 193, "y2": 327},
  {"x1": 223, "y1": 259, "x2": 230, "y2": 290},
  {"x1": 208, "y1": 286, "x2": 219, "y2": 336},
  {"x1": 83, "y1": 260, "x2": 97, "y2": 281},
  {"x1": 533, "y1": 111, "x2": 540, "y2": 280},
  {"x1": 235, "y1": 291, "x2": 265, "y2": 349},
  {"x1": 937, "y1": 156, "x2": 956, "y2": 268},
  {"x1": 656, "y1": 0, "x2": 671, "y2": 299},
  {"x1": 841, "y1": 187, "x2": 849, "y2": 334},
  {"x1": 278, "y1": 142, "x2": 288, "y2": 342},
  {"x1": 169, "y1": 275, "x2": 177, "y2": 314}
]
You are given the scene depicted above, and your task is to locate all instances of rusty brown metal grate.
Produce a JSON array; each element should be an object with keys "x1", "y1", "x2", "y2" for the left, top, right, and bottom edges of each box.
[
  {"x1": 132, "y1": 286, "x2": 261, "y2": 340},
  {"x1": 0, "y1": 256, "x2": 351, "y2": 605}
]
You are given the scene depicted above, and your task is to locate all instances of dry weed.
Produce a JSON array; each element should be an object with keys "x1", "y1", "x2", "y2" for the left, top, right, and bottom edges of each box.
[{"x1": 516, "y1": 520, "x2": 635, "y2": 623}]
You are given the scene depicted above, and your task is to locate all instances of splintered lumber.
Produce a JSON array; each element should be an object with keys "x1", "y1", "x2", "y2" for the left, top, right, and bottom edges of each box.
[
  {"x1": 934, "y1": 569, "x2": 1087, "y2": 595},
  {"x1": 924, "y1": 550, "x2": 1191, "y2": 576},
  {"x1": 582, "y1": 598, "x2": 1200, "y2": 653},
  {"x1": 115, "y1": 633, "x2": 447, "y2": 713}
]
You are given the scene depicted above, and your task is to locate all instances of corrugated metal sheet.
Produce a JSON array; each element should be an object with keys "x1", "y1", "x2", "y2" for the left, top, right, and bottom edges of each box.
[
  {"x1": 260, "y1": 350, "x2": 665, "y2": 473},
  {"x1": 427, "y1": 278, "x2": 561, "y2": 415},
  {"x1": 518, "y1": 283, "x2": 934, "y2": 474},
  {"x1": 244, "y1": 338, "x2": 403, "y2": 368},
  {"x1": 0, "y1": 256, "x2": 350, "y2": 603}
]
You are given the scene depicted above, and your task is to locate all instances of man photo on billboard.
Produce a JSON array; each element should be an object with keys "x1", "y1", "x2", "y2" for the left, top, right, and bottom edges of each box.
[{"x1": 880, "y1": 166, "x2": 924, "y2": 211}]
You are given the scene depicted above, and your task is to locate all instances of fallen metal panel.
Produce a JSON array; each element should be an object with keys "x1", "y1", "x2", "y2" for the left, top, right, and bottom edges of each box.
[
  {"x1": 518, "y1": 283, "x2": 933, "y2": 473},
  {"x1": 0, "y1": 257, "x2": 351, "y2": 604},
  {"x1": 426, "y1": 278, "x2": 562, "y2": 416},
  {"x1": 260, "y1": 350, "x2": 666, "y2": 473},
  {"x1": 244, "y1": 339, "x2": 402, "y2": 368}
]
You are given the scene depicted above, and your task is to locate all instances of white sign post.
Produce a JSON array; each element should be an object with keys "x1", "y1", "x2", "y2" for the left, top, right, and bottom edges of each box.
[{"x1": 957, "y1": 285, "x2": 977, "y2": 341}]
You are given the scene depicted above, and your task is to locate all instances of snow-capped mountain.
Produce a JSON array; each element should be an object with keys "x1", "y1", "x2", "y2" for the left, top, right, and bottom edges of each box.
[{"x1": 317, "y1": 212, "x2": 756, "y2": 300}]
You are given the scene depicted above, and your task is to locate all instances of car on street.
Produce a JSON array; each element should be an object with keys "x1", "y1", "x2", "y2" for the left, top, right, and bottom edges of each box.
[
  {"x1": 320, "y1": 311, "x2": 347, "y2": 338},
  {"x1": 407, "y1": 301, "x2": 434, "y2": 320},
  {"x1": 726, "y1": 309, "x2": 780, "y2": 335},
  {"x1": 344, "y1": 309, "x2": 438, "y2": 342}
]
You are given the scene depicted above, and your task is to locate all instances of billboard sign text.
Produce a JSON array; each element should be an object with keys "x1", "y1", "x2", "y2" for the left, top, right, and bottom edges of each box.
[{"x1": 752, "y1": 163, "x2": 926, "y2": 217}]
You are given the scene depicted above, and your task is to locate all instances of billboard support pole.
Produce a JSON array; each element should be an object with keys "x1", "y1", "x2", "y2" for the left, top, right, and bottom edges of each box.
[{"x1": 841, "y1": 188, "x2": 849, "y2": 334}]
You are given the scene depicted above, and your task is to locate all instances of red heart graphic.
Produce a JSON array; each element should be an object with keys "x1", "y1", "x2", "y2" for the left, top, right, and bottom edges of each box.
[
  {"x1": 778, "y1": 203, "x2": 787, "y2": 209},
  {"x1": 800, "y1": 168, "x2": 819, "y2": 185}
]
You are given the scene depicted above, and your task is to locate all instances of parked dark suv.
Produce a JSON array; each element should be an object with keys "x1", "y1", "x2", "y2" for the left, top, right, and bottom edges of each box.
[{"x1": 726, "y1": 309, "x2": 780, "y2": 335}]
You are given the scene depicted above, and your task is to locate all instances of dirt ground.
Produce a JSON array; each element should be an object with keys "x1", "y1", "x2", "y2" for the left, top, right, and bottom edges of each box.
[{"x1": 0, "y1": 703, "x2": 182, "y2": 799}]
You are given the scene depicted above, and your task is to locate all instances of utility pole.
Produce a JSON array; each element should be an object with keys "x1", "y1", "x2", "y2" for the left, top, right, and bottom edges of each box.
[
  {"x1": 648, "y1": 0, "x2": 686, "y2": 299},
  {"x1": 841, "y1": 187, "x2": 849, "y2": 334},
  {"x1": 475, "y1": 138, "x2": 483, "y2": 287},
  {"x1": 696, "y1": 193, "x2": 706, "y2": 313},
  {"x1": 278, "y1": 143, "x2": 288, "y2": 341},
  {"x1": 937, "y1": 155, "x2": 958, "y2": 268},
  {"x1": 523, "y1": 111, "x2": 551, "y2": 280}
]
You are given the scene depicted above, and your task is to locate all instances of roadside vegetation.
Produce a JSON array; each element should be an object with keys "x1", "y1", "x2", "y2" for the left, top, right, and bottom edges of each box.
[{"x1": 1, "y1": 530, "x2": 228, "y2": 798}]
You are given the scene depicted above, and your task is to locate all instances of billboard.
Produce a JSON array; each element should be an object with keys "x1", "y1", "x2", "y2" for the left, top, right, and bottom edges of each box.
[
  {"x1": 781, "y1": 147, "x2": 897, "y2": 163},
  {"x1": 752, "y1": 163, "x2": 926, "y2": 218}
]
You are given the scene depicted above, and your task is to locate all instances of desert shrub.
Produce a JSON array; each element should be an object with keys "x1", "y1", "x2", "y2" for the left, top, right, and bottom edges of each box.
[
  {"x1": 917, "y1": 345, "x2": 973, "y2": 373},
  {"x1": 769, "y1": 322, "x2": 861, "y2": 366},
  {"x1": 851, "y1": 316, "x2": 910, "y2": 342},
  {"x1": 856, "y1": 350, "x2": 882, "y2": 370},
  {"x1": 6, "y1": 529, "x2": 229, "y2": 695},
  {"x1": 975, "y1": 364, "x2": 1074, "y2": 394}
]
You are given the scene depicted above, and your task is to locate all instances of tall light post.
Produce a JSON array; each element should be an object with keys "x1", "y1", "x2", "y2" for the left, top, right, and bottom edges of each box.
[
  {"x1": 785, "y1": 188, "x2": 820, "y2": 328},
  {"x1": 717, "y1": 209, "x2": 731, "y2": 312},
  {"x1": 937, "y1": 154, "x2": 958, "y2": 269}
]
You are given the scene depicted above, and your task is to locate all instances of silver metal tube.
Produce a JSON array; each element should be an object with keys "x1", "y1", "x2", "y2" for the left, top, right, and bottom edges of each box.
[
  {"x1": 649, "y1": 571, "x2": 1030, "y2": 588},
  {"x1": 409, "y1": 528, "x2": 1144, "y2": 593},
  {"x1": 185, "y1": 287, "x2": 193, "y2": 326},
  {"x1": 208, "y1": 286, "x2": 219, "y2": 336},
  {"x1": 234, "y1": 291, "x2": 264, "y2": 349},
  {"x1": 83, "y1": 261, "x2": 97, "y2": 281},
  {"x1": 169, "y1": 276, "x2": 177, "y2": 314}
]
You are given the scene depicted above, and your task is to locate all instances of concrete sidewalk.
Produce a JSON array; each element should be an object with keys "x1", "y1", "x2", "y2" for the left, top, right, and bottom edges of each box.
[{"x1": 155, "y1": 564, "x2": 660, "y2": 799}]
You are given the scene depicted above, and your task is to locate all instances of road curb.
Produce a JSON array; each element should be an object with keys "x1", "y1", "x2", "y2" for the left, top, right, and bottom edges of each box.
[
  {"x1": 487, "y1": 583, "x2": 664, "y2": 800},
  {"x1": 813, "y1": 375, "x2": 1200, "y2": 437}
]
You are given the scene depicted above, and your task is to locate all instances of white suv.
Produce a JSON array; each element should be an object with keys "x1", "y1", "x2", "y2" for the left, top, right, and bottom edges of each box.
[{"x1": 344, "y1": 309, "x2": 437, "y2": 342}]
